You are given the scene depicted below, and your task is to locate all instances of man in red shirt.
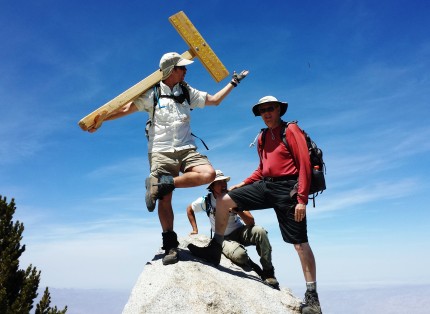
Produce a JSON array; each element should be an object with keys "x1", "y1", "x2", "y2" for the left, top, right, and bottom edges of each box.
[{"x1": 188, "y1": 96, "x2": 322, "y2": 314}]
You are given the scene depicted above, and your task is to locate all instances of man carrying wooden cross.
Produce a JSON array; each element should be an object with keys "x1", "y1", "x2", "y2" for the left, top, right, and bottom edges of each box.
[{"x1": 88, "y1": 52, "x2": 248, "y2": 265}]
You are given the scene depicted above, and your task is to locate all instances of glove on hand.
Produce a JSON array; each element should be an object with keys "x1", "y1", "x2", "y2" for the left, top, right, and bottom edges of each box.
[{"x1": 231, "y1": 70, "x2": 249, "y2": 87}]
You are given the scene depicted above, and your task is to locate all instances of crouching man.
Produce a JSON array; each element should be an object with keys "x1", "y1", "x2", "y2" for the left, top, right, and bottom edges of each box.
[{"x1": 186, "y1": 170, "x2": 279, "y2": 288}]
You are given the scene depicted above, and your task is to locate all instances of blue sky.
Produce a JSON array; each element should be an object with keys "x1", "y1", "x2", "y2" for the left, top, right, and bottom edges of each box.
[{"x1": 1, "y1": 0, "x2": 430, "y2": 302}]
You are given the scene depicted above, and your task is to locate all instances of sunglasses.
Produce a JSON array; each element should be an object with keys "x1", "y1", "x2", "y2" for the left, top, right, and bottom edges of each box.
[
  {"x1": 174, "y1": 66, "x2": 186, "y2": 70},
  {"x1": 258, "y1": 106, "x2": 276, "y2": 114}
]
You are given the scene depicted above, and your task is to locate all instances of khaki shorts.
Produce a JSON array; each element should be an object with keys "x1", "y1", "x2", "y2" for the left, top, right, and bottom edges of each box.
[{"x1": 148, "y1": 148, "x2": 212, "y2": 177}]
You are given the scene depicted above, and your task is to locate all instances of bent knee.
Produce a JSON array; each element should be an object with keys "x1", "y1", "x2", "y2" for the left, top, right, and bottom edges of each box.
[
  {"x1": 252, "y1": 225, "x2": 267, "y2": 236},
  {"x1": 202, "y1": 170, "x2": 216, "y2": 184},
  {"x1": 294, "y1": 242, "x2": 309, "y2": 253},
  {"x1": 192, "y1": 167, "x2": 215, "y2": 184},
  {"x1": 229, "y1": 251, "x2": 248, "y2": 265}
]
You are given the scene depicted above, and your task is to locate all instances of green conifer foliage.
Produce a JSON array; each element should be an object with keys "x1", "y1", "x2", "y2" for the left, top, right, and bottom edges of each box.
[{"x1": 0, "y1": 196, "x2": 67, "y2": 313}]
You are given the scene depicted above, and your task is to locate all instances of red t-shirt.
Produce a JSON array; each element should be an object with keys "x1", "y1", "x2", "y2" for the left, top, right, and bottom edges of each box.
[{"x1": 244, "y1": 123, "x2": 311, "y2": 204}]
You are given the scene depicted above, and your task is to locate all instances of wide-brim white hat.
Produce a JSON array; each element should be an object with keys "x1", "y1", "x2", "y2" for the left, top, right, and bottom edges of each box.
[{"x1": 252, "y1": 95, "x2": 288, "y2": 117}]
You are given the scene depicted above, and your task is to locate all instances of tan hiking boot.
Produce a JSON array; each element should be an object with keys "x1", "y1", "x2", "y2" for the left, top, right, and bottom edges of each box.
[
  {"x1": 301, "y1": 291, "x2": 322, "y2": 314},
  {"x1": 161, "y1": 231, "x2": 179, "y2": 265},
  {"x1": 261, "y1": 267, "x2": 279, "y2": 289},
  {"x1": 162, "y1": 248, "x2": 179, "y2": 265},
  {"x1": 145, "y1": 175, "x2": 158, "y2": 212}
]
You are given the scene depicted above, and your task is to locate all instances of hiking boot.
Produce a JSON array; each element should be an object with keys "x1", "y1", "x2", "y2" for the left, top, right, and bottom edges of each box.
[
  {"x1": 261, "y1": 267, "x2": 279, "y2": 289},
  {"x1": 145, "y1": 175, "x2": 158, "y2": 212},
  {"x1": 162, "y1": 231, "x2": 179, "y2": 265},
  {"x1": 247, "y1": 257, "x2": 263, "y2": 277},
  {"x1": 188, "y1": 238, "x2": 222, "y2": 266},
  {"x1": 301, "y1": 290, "x2": 322, "y2": 314},
  {"x1": 162, "y1": 248, "x2": 178, "y2": 265},
  {"x1": 156, "y1": 175, "x2": 175, "y2": 198}
]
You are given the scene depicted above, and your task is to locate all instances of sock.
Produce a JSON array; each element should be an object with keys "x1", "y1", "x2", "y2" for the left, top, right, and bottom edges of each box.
[
  {"x1": 306, "y1": 281, "x2": 317, "y2": 292},
  {"x1": 213, "y1": 233, "x2": 224, "y2": 245}
]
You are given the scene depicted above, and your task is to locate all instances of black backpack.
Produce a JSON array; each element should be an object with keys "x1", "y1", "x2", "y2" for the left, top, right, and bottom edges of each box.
[
  {"x1": 145, "y1": 82, "x2": 208, "y2": 149},
  {"x1": 258, "y1": 120, "x2": 326, "y2": 207}
]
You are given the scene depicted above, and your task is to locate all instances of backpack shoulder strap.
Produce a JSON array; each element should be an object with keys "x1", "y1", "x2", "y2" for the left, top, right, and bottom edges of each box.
[
  {"x1": 151, "y1": 82, "x2": 189, "y2": 118},
  {"x1": 179, "y1": 81, "x2": 191, "y2": 105},
  {"x1": 149, "y1": 81, "x2": 209, "y2": 149},
  {"x1": 280, "y1": 120, "x2": 298, "y2": 149},
  {"x1": 257, "y1": 128, "x2": 268, "y2": 149},
  {"x1": 258, "y1": 120, "x2": 299, "y2": 150},
  {"x1": 153, "y1": 81, "x2": 191, "y2": 108},
  {"x1": 152, "y1": 83, "x2": 161, "y2": 120},
  {"x1": 204, "y1": 193, "x2": 213, "y2": 217}
]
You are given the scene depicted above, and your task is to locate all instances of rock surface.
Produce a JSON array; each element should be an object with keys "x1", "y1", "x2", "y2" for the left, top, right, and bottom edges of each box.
[{"x1": 122, "y1": 234, "x2": 302, "y2": 314}]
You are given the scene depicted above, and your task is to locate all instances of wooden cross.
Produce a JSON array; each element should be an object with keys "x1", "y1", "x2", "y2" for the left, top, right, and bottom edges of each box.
[{"x1": 78, "y1": 11, "x2": 229, "y2": 131}]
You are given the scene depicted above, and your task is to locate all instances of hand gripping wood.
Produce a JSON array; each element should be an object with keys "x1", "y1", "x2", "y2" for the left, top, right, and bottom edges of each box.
[{"x1": 78, "y1": 11, "x2": 229, "y2": 131}]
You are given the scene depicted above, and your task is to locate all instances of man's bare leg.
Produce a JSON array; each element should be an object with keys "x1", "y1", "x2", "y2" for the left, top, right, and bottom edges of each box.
[
  {"x1": 295, "y1": 243, "x2": 322, "y2": 314},
  {"x1": 158, "y1": 192, "x2": 174, "y2": 232},
  {"x1": 174, "y1": 164, "x2": 215, "y2": 188},
  {"x1": 157, "y1": 192, "x2": 179, "y2": 265},
  {"x1": 294, "y1": 243, "x2": 316, "y2": 282},
  {"x1": 214, "y1": 193, "x2": 237, "y2": 235},
  {"x1": 187, "y1": 192, "x2": 236, "y2": 265}
]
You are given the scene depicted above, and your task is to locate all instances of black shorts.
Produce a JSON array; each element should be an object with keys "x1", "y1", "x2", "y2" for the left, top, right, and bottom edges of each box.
[{"x1": 228, "y1": 180, "x2": 308, "y2": 244}]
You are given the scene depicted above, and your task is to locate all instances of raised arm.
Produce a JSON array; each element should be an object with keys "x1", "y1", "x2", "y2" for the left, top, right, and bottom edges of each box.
[{"x1": 205, "y1": 70, "x2": 249, "y2": 106}]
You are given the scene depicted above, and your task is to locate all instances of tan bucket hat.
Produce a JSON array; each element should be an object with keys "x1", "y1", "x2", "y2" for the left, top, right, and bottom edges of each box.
[
  {"x1": 252, "y1": 95, "x2": 288, "y2": 117},
  {"x1": 207, "y1": 170, "x2": 231, "y2": 189}
]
